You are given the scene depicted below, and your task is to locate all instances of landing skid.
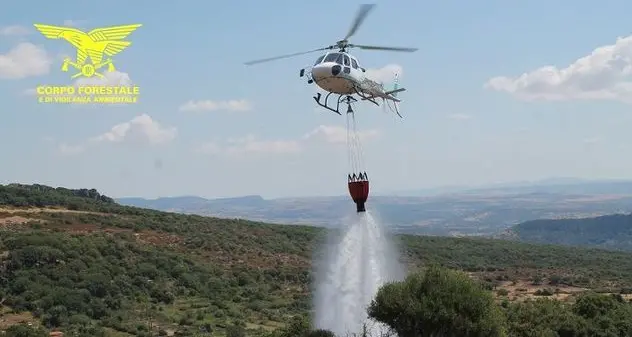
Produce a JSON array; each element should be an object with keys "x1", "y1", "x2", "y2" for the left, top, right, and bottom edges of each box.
[{"x1": 313, "y1": 92, "x2": 358, "y2": 115}]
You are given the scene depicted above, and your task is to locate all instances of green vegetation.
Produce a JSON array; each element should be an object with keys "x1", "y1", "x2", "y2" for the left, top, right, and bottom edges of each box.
[
  {"x1": 367, "y1": 265, "x2": 632, "y2": 337},
  {"x1": 401, "y1": 234, "x2": 632, "y2": 288},
  {"x1": 0, "y1": 183, "x2": 116, "y2": 210},
  {"x1": 2, "y1": 183, "x2": 632, "y2": 336},
  {"x1": 509, "y1": 213, "x2": 632, "y2": 251},
  {"x1": 369, "y1": 265, "x2": 507, "y2": 336}
]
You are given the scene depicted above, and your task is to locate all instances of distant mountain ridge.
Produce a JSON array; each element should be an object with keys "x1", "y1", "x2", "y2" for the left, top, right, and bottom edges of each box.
[
  {"x1": 503, "y1": 213, "x2": 632, "y2": 251},
  {"x1": 390, "y1": 178, "x2": 632, "y2": 196},
  {"x1": 117, "y1": 178, "x2": 632, "y2": 236},
  {"x1": 120, "y1": 195, "x2": 265, "y2": 210}
]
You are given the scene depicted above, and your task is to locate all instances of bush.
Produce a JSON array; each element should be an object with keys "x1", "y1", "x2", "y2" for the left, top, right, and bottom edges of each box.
[
  {"x1": 226, "y1": 325, "x2": 246, "y2": 337},
  {"x1": 534, "y1": 289, "x2": 554, "y2": 296},
  {"x1": 496, "y1": 289, "x2": 509, "y2": 296}
]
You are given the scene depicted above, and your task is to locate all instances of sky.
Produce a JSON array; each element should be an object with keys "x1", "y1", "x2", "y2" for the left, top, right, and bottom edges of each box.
[{"x1": 3, "y1": 0, "x2": 632, "y2": 199}]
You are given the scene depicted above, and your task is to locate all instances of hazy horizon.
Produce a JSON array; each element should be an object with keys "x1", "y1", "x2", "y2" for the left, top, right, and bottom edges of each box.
[{"x1": 112, "y1": 176, "x2": 632, "y2": 200}]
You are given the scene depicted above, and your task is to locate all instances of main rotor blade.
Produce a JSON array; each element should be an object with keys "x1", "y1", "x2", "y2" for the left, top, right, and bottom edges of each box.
[
  {"x1": 352, "y1": 44, "x2": 418, "y2": 52},
  {"x1": 244, "y1": 47, "x2": 331, "y2": 65},
  {"x1": 344, "y1": 4, "x2": 376, "y2": 40}
]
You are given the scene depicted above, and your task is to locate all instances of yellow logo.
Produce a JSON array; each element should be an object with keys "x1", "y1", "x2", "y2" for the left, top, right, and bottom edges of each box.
[{"x1": 33, "y1": 23, "x2": 142, "y2": 104}]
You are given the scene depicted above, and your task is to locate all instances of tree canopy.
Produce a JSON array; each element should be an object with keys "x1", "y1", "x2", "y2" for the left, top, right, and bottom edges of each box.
[{"x1": 368, "y1": 265, "x2": 507, "y2": 337}]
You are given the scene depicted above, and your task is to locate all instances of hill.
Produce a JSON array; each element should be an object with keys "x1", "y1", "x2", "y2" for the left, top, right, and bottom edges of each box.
[
  {"x1": 3, "y1": 183, "x2": 632, "y2": 336},
  {"x1": 117, "y1": 179, "x2": 632, "y2": 236},
  {"x1": 505, "y1": 213, "x2": 632, "y2": 251}
]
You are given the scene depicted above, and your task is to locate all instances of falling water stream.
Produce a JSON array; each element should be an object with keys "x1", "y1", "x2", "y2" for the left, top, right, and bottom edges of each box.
[{"x1": 313, "y1": 210, "x2": 405, "y2": 336}]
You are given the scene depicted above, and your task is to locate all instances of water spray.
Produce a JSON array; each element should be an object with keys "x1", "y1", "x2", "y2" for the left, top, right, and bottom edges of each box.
[{"x1": 312, "y1": 211, "x2": 405, "y2": 336}]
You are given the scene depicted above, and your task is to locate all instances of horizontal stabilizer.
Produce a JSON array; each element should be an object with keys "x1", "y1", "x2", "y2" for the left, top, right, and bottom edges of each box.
[
  {"x1": 360, "y1": 89, "x2": 403, "y2": 102},
  {"x1": 360, "y1": 96, "x2": 401, "y2": 102},
  {"x1": 385, "y1": 87, "x2": 406, "y2": 95}
]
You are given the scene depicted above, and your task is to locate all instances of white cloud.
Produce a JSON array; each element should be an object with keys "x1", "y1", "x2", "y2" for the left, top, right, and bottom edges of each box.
[
  {"x1": 365, "y1": 64, "x2": 403, "y2": 84},
  {"x1": 179, "y1": 99, "x2": 253, "y2": 112},
  {"x1": 57, "y1": 114, "x2": 176, "y2": 155},
  {"x1": 302, "y1": 125, "x2": 379, "y2": 144},
  {"x1": 0, "y1": 42, "x2": 51, "y2": 79},
  {"x1": 197, "y1": 135, "x2": 301, "y2": 156},
  {"x1": 0, "y1": 25, "x2": 30, "y2": 36},
  {"x1": 448, "y1": 113, "x2": 472, "y2": 120},
  {"x1": 485, "y1": 35, "x2": 632, "y2": 102},
  {"x1": 91, "y1": 114, "x2": 176, "y2": 145}
]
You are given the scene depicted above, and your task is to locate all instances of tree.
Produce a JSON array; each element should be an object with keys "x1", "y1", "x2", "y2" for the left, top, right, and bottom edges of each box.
[
  {"x1": 276, "y1": 315, "x2": 311, "y2": 337},
  {"x1": 226, "y1": 324, "x2": 246, "y2": 337},
  {"x1": 505, "y1": 299, "x2": 591, "y2": 337},
  {"x1": 572, "y1": 293, "x2": 632, "y2": 336},
  {"x1": 367, "y1": 264, "x2": 507, "y2": 337}
]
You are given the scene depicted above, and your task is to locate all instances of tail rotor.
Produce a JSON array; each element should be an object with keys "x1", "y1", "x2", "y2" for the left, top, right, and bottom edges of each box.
[
  {"x1": 392, "y1": 73, "x2": 399, "y2": 98},
  {"x1": 384, "y1": 72, "x2": 402, "y2": 118}
]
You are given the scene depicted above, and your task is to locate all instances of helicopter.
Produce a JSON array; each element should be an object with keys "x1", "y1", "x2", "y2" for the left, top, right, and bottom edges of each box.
[{"x1": 244, "y1": 4, "x2": 417, "y2": 117}]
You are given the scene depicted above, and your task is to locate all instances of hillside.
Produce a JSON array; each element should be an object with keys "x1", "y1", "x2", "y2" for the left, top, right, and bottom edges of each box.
[
  {"x1": 3, "y1": 184, "x2": 632, "y2": 336},
  {"x1": 506, "y1": 213, "x2": 632, "y2": 251},
  {"x1": 117, "y1": 179, "x2": 632, "y2": 236}
]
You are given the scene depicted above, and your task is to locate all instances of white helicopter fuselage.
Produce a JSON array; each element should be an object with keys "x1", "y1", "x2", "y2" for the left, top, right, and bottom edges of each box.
[
  {"x1": 306, "y1": 51, "x2": 404, "y2": 105},
  {"x1": 309, "y1": 52, "x2": 372, "y2": 95},
  {"x1": 297, "y1": 50, "x2": 405, "y2": 116}
]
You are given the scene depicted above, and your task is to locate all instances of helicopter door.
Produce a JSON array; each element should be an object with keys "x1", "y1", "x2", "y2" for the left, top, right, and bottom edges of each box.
[{"x1": 342, "y1": 55, "x2": 351, "y2": 74}]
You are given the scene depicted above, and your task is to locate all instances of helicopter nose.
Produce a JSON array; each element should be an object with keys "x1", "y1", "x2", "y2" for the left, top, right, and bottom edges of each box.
[
  {"x1": 311, "y1": 64, "x2": 329, "y2": 81},
  {"x1": 331, "y1": 65, "x2": 341, "y2": 76}
]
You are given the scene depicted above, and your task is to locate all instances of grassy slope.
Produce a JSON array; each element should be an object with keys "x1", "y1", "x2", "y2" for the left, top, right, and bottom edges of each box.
[{"x1": 2, "y1": 184, "x2": 632, "y2": 336}]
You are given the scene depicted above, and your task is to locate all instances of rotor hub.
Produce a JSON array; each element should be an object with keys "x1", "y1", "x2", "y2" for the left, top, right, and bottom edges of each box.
[{"x1": 336, "y1": 40, "x2": 350, "y2": 51}]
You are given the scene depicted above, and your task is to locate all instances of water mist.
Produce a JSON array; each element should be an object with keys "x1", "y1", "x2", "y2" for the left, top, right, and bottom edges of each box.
[{"x1": 312, "y1": 210, "x2": 405, "y2": 336}]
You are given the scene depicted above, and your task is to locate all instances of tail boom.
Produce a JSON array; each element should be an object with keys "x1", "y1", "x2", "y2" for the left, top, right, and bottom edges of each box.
[{"x1": 359, "y1": 87, "x2": 405, "y2": 102}]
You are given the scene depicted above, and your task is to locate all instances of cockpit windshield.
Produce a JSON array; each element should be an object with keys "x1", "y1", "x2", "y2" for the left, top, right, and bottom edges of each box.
[
  {"x1": 324, "y1": 53, "x2": 343, "y2": 64},
  {"x1": 314, "y1": 55, "x2": 325, "y2": 65}
]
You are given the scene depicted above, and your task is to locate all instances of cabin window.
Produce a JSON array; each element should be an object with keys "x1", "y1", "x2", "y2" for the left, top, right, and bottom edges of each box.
[
  {"x1": 334, "y1": 54, "x2": 344, "y2": 65},
  {"x1": 343, "y1": 55, "x2": 350, "y2": 66},
  {"x1": 314, "y1": 55, "x2": 325, "y2": 65},
  {"x1": 351, "y1": 59, "x2": 358, "y2": 69},
  {"x1": 324, "y1": 53, "x2": 339, "y2": 63}
]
